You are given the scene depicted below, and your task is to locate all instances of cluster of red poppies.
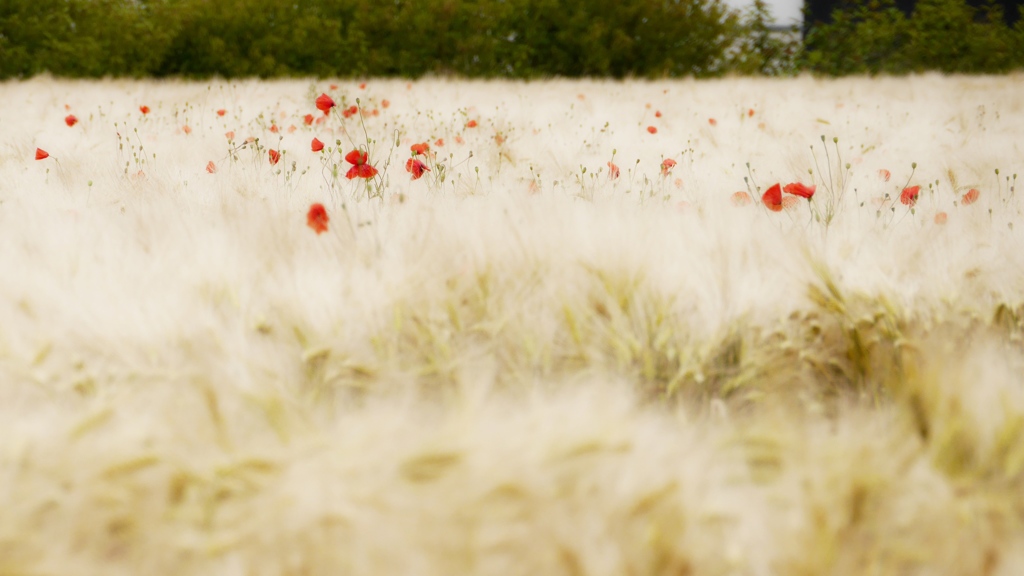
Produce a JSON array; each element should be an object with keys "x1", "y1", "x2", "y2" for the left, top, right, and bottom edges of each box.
[
  {"x1": 758, "y1": 182, "x2": 816, "y2": 212},
  {"x1": 33, "y1": 90, "x2": 988, "y2": 240}
]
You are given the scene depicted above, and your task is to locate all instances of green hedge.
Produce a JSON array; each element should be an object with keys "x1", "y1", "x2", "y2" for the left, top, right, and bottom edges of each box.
[
  {"x1": 801, "y1": 0, "x2": 1024, "y2": 74},
  {"x1": 1, "y1": 0, "x2": 1022, "y2": 79},
  {"x1": 0, "y1": 0, "x2": 758, "y2": 79}
]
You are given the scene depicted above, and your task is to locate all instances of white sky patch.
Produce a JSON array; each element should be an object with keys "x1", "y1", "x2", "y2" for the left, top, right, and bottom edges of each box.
[{"x1": 723, "y1": 0, "x2": 804, "y2": 26}]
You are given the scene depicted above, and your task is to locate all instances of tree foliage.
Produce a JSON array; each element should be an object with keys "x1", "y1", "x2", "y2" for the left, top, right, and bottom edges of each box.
[
  {"x1": 2, "y1": 0, "x2": 1022, "y2": 79},
  {"x1": 802, "y1": 0, "x2": 1024, "y2": 74}
]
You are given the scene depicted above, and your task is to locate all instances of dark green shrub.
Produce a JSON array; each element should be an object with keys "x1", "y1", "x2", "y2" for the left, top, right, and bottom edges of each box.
[
  {"x1": 1, "y1": 0, "x2": 749, "y2": 79},
  {"x1": 906, "y1": 0, "x2": 1019, "y2": 72},
  {"x1": 802, "y1": 0, "x2": 1023, "y2": 74},
  {"x1": 802, "y1": 0, "x2": 913, "y2": 74},
  {"x1": 4, "y1": 0, "x2": 1022, "y2": 79},
  {"x1": 0, "y1": 0, "x2": 180, "y2": 78}
]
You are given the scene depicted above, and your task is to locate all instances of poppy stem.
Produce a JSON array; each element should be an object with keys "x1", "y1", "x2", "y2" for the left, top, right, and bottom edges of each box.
[
  {"x1": 53, "y1": 157, "x2": 71, "y2": 190},
  {"x1": 901, "y1": 163, "x2": 917, "y2": 193},
  {"x1": 822, "y1": 137, "x2": 836, "y2": 203},
  {"x1": 354, "y1": 98, "x2": 382, "y2": 202},
  {"x1": 745, "y1": 162, "x2": 760, "y2": 194}
]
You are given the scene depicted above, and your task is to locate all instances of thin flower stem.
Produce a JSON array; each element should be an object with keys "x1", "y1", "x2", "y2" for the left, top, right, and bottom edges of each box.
[
  {"x1": 823, "y1": 136, "x2": 835, "y2": 197},
  {"x1": 901, "y1": 163, "x2": 917, "y2": 192},
  {"x1": 833, "y1": 138, "x2": 845, "y2": 198},
  {"x1": 745, "y1": 162, "x2": 760, "y2": 193},
  {"x1": 810, "y1": 145, "x2": 827, "y2": 196}
]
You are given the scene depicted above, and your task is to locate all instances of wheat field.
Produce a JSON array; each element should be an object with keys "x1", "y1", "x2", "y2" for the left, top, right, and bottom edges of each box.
[{"x1": 2, "y1": 74, "x2": 1024, "y2": 575}]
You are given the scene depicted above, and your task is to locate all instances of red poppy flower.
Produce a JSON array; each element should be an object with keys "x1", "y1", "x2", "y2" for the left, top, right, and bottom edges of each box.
[
  {"x1": 607, "y1": 162, "x2": 620, "y2": 179},
  {"x1": 182, "y1": 125, "x2": 192, "y2": 135},
  {"x1": 316, "y1": 93, "x2": 336, "y2": 114},
  {"x1": 731, "y1": 191, "x2": 752, "y2": 206},
  {"x1": 655, "y1": 110, "x2": 663, "y2": 118},
  {"x1": 304, "y1": 114, "x2": 314, "y2": 126},
  {"x1": 410, "y1": 142, "x2": 430, "y2": 156},
  {"x1": 311, "y1": 138, "x2": 324, "y2": 152},
  {"x1": 329, "y1": 84, "x2": 339, "y2": 91},
  {"x1": 781, "y1": 196, "x2": 800, "y2": 210},
  {"x1": 748, "y1": 108, "x2": 755, "y2": 117},
  {"x1": 35, "y1": 148, "x2": 49, "y2": 160},
  {"x1": 961, "y1": 188, "x2": 980, "y2": 205},
  {"x1": 466, "y1": 120, "x2": 478, "y2": 128},
  {"x1": 382, "y1": 99, "x2": 390, "y2": 108},
  {"x1": 455, "y1": 135, "x2": 464, "y2": 145},
  {"x1": 878, "y1": 169, "x2": 891, "y2": 181},
  {"x1": 139, "y1": 105, "x2": 150, "y2": 115},
  {"x1": 406, "y1": 158, "x2": 430, "y2": 180},
  {"x1": 934, "y1": 212, "x2": 948, "y2": 224},
  {"x1": 342, "y1": 105, "x2": 358, "y2": 119},
  {"x1": 225, "y1": 131, "x2": 235, "y2": 140},
  {"x1": 660, "y1": 158, "x2": 677, "y2": 176},
  {"x1": 434, "y1": 138, "x2": 445, "y2": 147},
  {"x1": 287, "y1": 125, "x2": 297, "y2": 133},
  {"x1": 65, "y1": 115, "x2": 78, "y2": 127},
  {"x1": 708, "y1": 118, "x2": 717, "y2": 126},
  {"x1": 762, "y1": 183, "x2": 783, "y2": 212},
  {"x1": 900, "y1": 185, "x2": 920, "y2": 206},
  {"x1": 359, "y1": 83, "x2": 367, "y2": 90},
  {"x1": 307, "y1": 203, "x2": 329, "y2": 234},
  {"x1": 783, "y1": 182, "x2": 816, "y2": 199},
  {"x1": 217, "y1": 109, "x2": 227, "y2": 116},
  {"x1": 646, "y1": 126, "x2": 658, "y2": 134},
  {"x1": 206, "y1": 161, "x2": 217, "y2": 173},
  {"x1": 269, "y1": 124, "x2": 279, "y2": 134},
  {"x1": 269, "y1": 149, "x2": 281, "y2": 165},
  {"x1": 344, "y1": 149, "x2": 378, "y2": 179}
]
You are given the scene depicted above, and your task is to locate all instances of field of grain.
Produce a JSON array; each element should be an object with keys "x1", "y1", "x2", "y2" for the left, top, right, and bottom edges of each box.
[{"x1": 2, "y1": 74, "x2": 1024, "y2": 575}]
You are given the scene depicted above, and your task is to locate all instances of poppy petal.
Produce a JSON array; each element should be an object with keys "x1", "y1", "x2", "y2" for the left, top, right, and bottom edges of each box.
[
  {"x1": 900, "y1": 185, "x2": 920, "y2": 206},
  {"x1": 660, "y1": 158, "x2": 676, "y2": 176},
  {"x1": 731, "y1": 191, "x2": 752, "y2": 206},
  {"x1": 761, "y1": 183, "x2": 783, "y2": 211},
  {"x1": 358, "y1": 164, "x2": 378, "y2": 179},
  {"x1": 345, "y1": 150, "x2": 367, "y2": 165},
  {"x1": 783, "y1": 182, "x2": 816, "y2": 199},
  {"x1": 307, "y1": 203, "x2": 330, "y2": 234},
  {"x1": 315, "y1": 93, "x2": 336, "y2": 114}
]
